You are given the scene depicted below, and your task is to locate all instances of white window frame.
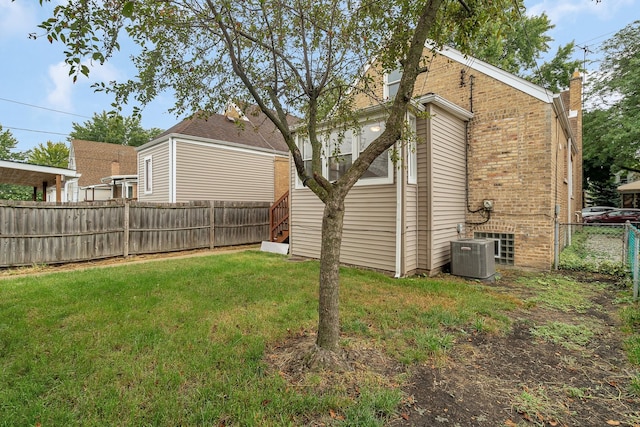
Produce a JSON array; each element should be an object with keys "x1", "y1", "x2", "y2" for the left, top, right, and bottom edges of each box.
[
  {"x1": 294, "y1": 120, "x2": 393, "y2": 188},
  {"x1": 124, "y1": 182, "x2": 134, "y2": 199},
  {"x1": 407, "y1": 114, "x2": 417, "y2": 184},
  {"x1": 384, "y1": 68, "x2": 402, "y2": 100},
  {"x1": 143, "y1": 155, "x2": 153, "y2": 194},
  {"x1": 356, "y1": 120, "x2": 393, "y2": 186},
  {"x1": 327, "y1": 130, "x2": 353, "y2": 182},
  {"x1": 295, "y1": 135, "x2": 324, "y2": 189}
]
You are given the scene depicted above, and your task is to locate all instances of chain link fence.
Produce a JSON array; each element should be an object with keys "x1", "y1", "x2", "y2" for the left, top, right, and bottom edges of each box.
[{"x1": 557, "y1": 222, "x2": 639, "y2": 299}]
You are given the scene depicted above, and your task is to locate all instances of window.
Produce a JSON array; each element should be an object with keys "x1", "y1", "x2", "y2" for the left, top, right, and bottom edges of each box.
[
  {"x1": 125, "y1": 184, "x2": 134, "y2": 199},
  {"x1": 328, "y1": 130, "x2": 353, "y2": 181},
  {"x1": 385, "y1": 68, "x2": 402, "y2": 100},
  {"x1": 407, "y1": 114, "x2": 417, "y2": 184},
  {"x1": 474, "y1": 232, "x2": 515, "y2": 265},
  {"x1": 302, "y1": 137, "x2": 313, "y2": 177},
  {"x1": 295, "y1": 119, "x2": 393, "y2": 188},
  {"x1": 143, "y1": 156, "x2": 153, "y2": 194},
  {"x1": 359, "y1": 122, "x2": 389, "y2": 181}
]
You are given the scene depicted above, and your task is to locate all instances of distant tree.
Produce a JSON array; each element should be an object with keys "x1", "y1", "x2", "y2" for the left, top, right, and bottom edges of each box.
[
  {"x1": 470, "y1": 12, "x2": 582, "y2": 92},
  {"x1": 28, "y1": 141, "x2": 69, "y2": 168},
  {"x1": 69, "y1": 111, "x2": 163, "y2": 147},
  {"x1": 0, "y1": 125, "x2": 23, "y2": 161},
  {"x1": 0, "y1": 125, "x2": 33, "y2": 200},
  {"x1": 582, "y1": 21, "x2": 640, "y2": 201}
]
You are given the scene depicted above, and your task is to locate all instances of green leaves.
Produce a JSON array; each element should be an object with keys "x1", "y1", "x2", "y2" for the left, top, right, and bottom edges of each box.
[
  {"x1": 584, "y1": 21, "x2": 640, "y2": 190},
  {"x1": 122, "y1": 1, "x2": 135, "y2": 18},
  {"x1": 27, "y1": 141, "x2": 69, "y2": 168}
]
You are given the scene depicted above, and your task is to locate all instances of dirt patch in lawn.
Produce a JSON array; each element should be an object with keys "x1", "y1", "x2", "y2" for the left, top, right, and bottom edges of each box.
[{"x1": 268, "y1": 269, "x2": 640, "y2": 427}]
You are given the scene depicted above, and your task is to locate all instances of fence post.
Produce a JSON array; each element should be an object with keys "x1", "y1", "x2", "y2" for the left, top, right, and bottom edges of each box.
[
  {"x1": 623, "y1": 222, "x2": 628, "y2": 268},
  {"x1": 214, "y1": 200, "x2": 216, "y2": 249},
  {"x1": 123, "y1": 200, "x2": 130, "y2": 257}
]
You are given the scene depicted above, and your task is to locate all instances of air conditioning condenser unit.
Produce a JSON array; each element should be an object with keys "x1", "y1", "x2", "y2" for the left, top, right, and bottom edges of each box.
[{"x1": 450, "y1": 239, "x2": 496, "y2": 280}]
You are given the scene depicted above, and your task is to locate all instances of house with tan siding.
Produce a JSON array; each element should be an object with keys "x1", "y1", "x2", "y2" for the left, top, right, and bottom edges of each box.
[
  {"x1": 136, "y1": 105, "x2": 290, "y2": 204},
  {"x1": 290, "y1": 45, "x2": 582, "y2": 275}
]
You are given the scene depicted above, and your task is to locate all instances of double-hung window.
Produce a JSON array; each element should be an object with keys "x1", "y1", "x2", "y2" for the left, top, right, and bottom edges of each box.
[
  {"x1": 143, "y1": 155, "x2": 153, "y2": 194},
  {"x1": 295, "y1": 120, "x2": 392, "y2": 188},
  {"x1": 384, "y1": 68, "x2": 402, "y2": 100},
  {"x1": 302, "y1": 137, "x2": 314, "y2": 178},
  {"x1": 328, "y1": 130, "x2": 353, "y2": 181},
  {"x1": 359, "y1": 122, "x2": 389, "y2": 181}
]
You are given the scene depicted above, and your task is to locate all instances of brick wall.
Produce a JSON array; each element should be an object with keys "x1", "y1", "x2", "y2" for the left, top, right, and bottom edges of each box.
[{"x1": 352, "y1": 51, "x2": 582, "y2": 270}]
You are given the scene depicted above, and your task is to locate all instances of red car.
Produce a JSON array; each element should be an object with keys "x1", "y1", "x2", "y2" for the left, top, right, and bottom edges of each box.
[{"x1": 583, "y1": 209, "x2": 640, "y2": 223}]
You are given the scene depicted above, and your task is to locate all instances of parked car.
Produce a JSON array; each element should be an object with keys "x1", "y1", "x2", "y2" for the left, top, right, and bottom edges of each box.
[
  {"x1": 583, "y1": 209, "x2": 640, "y2": 224},
  {"x1": 581, "y1": 206, "x2": 616, "y2": 218}
]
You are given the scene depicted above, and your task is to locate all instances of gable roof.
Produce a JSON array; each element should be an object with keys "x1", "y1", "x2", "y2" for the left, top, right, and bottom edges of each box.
[
  {"x1": 70, "y1": 140, "x2": 137, "y2": 187},
  {"x1": 144, "y1": 106, "x2": 290, "y2": 154}
]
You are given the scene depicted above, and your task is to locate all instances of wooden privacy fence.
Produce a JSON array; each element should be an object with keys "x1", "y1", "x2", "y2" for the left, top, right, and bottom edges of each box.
[{"x1": 0, "y1": 200, "x2": 270, "y2": 267}]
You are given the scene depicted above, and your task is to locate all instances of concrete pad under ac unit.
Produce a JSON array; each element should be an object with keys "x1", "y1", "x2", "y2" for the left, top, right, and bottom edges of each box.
[{"x1": 260, "y1": 241, "x2": 290, "y2": 255}]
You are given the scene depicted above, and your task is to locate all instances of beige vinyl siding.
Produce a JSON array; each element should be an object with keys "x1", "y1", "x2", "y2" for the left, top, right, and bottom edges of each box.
[
  {"x1": 417, "y1": 117, "x2": 429, "y2": 271},
  {"x1": 174, "y1": 140, "x2": 276, "y2": 202},
  {"x1": 138, "y1": 141, "x2": 171, "y2": 202},
  {"x1": 290, "y1": 172, "x2": 398, "y2": 272},
  {"x1": 428, "y1": 105, "x2": 467, "y2": 272}
]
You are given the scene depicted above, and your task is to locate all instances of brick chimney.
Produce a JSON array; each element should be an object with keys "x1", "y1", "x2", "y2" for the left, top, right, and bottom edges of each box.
[
  {"x1": 111, "y1": 160, "x2": 120, "y2": 176},
  {"x1": 569, "y1": 69, "x2": 582, "y2": 149}
]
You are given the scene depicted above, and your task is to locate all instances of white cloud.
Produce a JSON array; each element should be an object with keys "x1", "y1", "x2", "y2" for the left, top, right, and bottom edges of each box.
[
  {"x1": 46, "y1": 60, "x2": 123, "y2": 112},
  {"x1": 0, "y1": 0, "x2": 38, "y2": 40}
]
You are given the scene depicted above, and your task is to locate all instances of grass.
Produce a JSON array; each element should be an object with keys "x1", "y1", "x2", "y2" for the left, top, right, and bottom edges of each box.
[
  {"x1": 619, "y1": 301, "x2": 640, "y2": 396},
  {"x1": 0, "y1": 250, "x2": 517, "y2": 426},
  {"x1": 558, "y1": 226, "x2": 627, "y2": 276},
  {"x1": 530, "y1": 322, "x2": 595, "y2": 350},
  {"x1": 511, "y1": 386, "x2": 563, "y2": 427},
  {"x1": 516, "y1": 274, "x2": 603, "y2": 313}
]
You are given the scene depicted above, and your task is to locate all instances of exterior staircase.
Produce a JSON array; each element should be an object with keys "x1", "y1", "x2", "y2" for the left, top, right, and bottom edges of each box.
[{"x1": 270, "y1": 191, "x2": 289, "y2": 243}]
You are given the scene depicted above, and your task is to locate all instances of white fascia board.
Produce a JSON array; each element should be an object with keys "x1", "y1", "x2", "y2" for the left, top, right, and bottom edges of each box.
[
  {"x1": 552, "y1": 95, "x2": 576, "y2": 150},
  {"x1": 140, "y1": 133, "x2": 288, "y2": 157},
  {"x1": 430, "y1": 43, "x2": 556, "y2": 104},
  {"x1": 415, "y1": 93, "x2": 473, "y2": 121},
  {"x1": 172, "y1": 135, "x2": 289, "y2": 157},
  {"x1": 0, "y1": 160, "x2": 81, "y2": 178}
]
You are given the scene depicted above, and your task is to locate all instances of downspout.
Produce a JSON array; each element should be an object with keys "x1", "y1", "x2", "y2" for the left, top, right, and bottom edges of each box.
[
  {"x1": 170, "y1": 137, "x2": 176, "y2": 203},
  {"x1": 395, "y1": 139, "x2": 404, "y2": 278}
]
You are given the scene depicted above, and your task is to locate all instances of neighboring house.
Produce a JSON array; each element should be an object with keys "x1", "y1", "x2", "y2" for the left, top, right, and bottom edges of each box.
[
  {"x1": 618, "y1": 181, "x2": 640, "y2": 208},
  {"x1": 136, "y1": 105, "x2": 290, "y2": 203},
  {"x1": 290, "y1": 45, "x2": 582, "y2": 275},
  {"x1": 66, "y1": 139, "x2": 138, "y2": 202},
  {"x1": 0, "y1": 159, "x2": 81, "y2": 202}
]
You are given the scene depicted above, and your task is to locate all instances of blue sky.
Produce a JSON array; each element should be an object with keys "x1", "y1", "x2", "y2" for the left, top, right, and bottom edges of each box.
[{"x1": 1, "y1": 0, "x2": 638, "y2": 152}]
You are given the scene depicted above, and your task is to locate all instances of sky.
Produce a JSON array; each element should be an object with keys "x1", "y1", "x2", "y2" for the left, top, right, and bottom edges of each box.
[{"x1": 0, "y1": 0, "x2": 639, "y2": 153}]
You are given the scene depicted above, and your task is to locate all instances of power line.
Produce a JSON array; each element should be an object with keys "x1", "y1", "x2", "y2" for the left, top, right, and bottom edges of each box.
[
  {"x1": 0, "y1": 97, "x2": 91, "y2": 119},
  {"x1": 3, "y1": 126, "x2": 69, "y2": 137},
  {"x1": 577, "y1": 30, "x2": 618, "y2": 47}
]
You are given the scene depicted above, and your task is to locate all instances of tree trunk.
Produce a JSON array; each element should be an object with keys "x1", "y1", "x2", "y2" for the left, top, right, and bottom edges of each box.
[{"x1": 316, "y1": 194, "x2": 345, "y2": 352}]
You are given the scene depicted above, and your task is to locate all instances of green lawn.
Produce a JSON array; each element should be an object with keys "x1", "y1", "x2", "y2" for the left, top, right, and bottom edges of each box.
[{"x1": 0, "y1": 251, "x2": 519, "y2": 426}]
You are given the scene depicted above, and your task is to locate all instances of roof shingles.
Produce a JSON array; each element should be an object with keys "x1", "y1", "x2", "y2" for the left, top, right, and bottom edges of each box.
[
  {"x1": 154, "y1": 107, "x2": 290, "y2": 153},
  {"x1": 70, "y1": 140, "x2": 137, "y2": 187}
]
